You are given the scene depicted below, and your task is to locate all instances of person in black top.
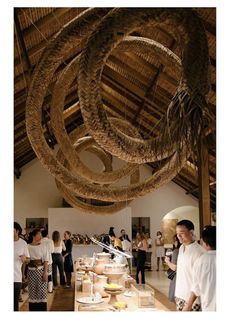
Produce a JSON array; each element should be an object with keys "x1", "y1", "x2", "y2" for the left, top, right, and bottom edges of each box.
[
  {"x1": 102, "y1": 227, "x2": 115, "y2": 252},
  {"x1": 119, "y1": 229, "x2": 131, "y2": 242},
  {"x1": 62, "y1": 231, "x2": 73, "y2": 288},
  {"x1": 102, "y1": 227, "x2": 123, "y2": 257}
]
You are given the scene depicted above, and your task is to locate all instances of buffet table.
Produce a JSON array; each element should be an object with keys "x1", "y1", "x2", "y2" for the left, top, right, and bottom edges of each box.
[{"x1": 74, "y1": 260, "x2": 169, "y2": 312}]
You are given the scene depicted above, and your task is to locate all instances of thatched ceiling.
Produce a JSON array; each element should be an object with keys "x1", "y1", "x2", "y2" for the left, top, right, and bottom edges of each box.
[{"x1": 14, "y1": 7, "x2": 216, "y2": 211}]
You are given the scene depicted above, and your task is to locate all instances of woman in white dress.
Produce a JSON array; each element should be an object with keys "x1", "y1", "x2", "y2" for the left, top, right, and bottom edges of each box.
[{"x1": 155, "y1": 231, "x2": 165, "y2": 271}]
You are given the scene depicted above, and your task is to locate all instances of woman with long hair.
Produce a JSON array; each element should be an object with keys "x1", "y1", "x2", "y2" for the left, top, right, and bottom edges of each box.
[
  {"x1": 165, "y1": 234, "x2": 182, "y2": 302},
  {"x1": 52, "y1": 231, "x2": 66, "y2": 288},
  {"x1": 135, "y1": 232, "x2": 148, "y2": 284},
  {"x1": 63, "y1": 231, "x2": 74, "y2": 288},
  {"x1": 155, "y1": 231, "x2": 165, "y2": 271}
]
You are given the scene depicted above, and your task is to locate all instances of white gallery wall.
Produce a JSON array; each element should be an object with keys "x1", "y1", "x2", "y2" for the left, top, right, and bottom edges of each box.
[
  {"x1": 162, "y1": 206, "x2": 200, "y2": 239},
  {"x1": 48, "y1": 207, "x2": 132, "y2": 259},
  {"x1": 14, "y1": 152, "x2": 199, "y2": 237},
  {"x1": 48, "y1": 207, "x2": 132, "y2": 239},
  {"x1": 14, "y1": 159, "x2": 61, "y2": 226}
]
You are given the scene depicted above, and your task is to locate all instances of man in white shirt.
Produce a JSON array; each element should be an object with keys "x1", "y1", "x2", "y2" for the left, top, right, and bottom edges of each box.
[
  {"x1": 41, "y1": 229, "x2": 54, "y2": 292},
  {"x1": 175, "y1": 219, "x2": 204, "y2": 311},
  {"x1": 183, "y1": 225, "x2": 216, "y2": 311},
  {"x1": 14, "y1": 222, "x2": 30, "y2": 311}
]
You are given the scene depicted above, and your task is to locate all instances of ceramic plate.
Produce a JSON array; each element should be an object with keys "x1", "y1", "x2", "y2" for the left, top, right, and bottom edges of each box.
[
  {"x1": 123, "y1": 291, "x2": 136, "y2": 297},
  {"x1": 77, "y1": 297, "x2": 104, "y2": 304}
]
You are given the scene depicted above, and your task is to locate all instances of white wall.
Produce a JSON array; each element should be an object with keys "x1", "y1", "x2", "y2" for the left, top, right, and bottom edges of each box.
[
  {"x1": 130, "y1": 180, "x2": 198, "y2": 239},
  {"x1": 48, "y1": 207, "x2": 132, "y2": 260},
  {"x1": 48, "y1": 207, "x2": 132, "y2": 239},
  {"x1": 14, "y1": 159, "x2": 61, "y2": 227},
  {"x1": 14, "y1": 153, "x2": 198, "y2": 238},
  {"x1": 162, "y1": 206, "x2": 200, "y2": 239}
]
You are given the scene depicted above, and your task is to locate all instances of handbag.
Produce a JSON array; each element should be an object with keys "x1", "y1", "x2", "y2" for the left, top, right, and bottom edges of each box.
[{"x1": 166, "y1": 268, "x2": 176, "y2": 280}]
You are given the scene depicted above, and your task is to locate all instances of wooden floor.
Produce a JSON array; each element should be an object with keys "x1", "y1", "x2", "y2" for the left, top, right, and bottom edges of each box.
[
  {"x1": 148, "y1": 282, "x2": 176, "y2": 311},
  {"x1": 20, "y1": 283, "x2": 74, "y2": 311},
  {"x1": 50, "y1": 284, "x2": 74, "y2": 311}
]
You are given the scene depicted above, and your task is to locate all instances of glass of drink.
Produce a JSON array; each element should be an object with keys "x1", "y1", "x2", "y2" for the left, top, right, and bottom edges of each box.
[{"x1": 165, "y1": 248, "x2": 173, "y2": 261}]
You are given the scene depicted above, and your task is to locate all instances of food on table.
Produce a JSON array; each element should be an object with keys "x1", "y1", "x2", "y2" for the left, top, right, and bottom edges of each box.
[
  {"x1": 113, "y1": 301, "x2": 127, "y2": 310},
  {"x1": 105, "y1": 283, "x2": 120, "y2": 289}
]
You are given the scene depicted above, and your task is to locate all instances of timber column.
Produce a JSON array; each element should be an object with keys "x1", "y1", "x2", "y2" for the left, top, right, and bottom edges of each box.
[{"x1": 198, "y1": 135, "x2": 211, "y2": 232}]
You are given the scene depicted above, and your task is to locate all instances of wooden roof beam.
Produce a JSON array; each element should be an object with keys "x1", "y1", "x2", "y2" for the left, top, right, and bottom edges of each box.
[
  {"x1": 14, "y1": 9, "x2": 32, "y2": 74},
  {"x1": 133, "y1": 39, "x2": 176, "y2": 122},
  {"x1": 17, "y1": 8, "x2": 72, "y2": 38}
]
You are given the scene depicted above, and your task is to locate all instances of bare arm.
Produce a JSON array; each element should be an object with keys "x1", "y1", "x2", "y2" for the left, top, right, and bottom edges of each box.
[
  {"x1": 62, "y1": 241, "x2": 66, "y2": 251},
  {"x1": 20, "y1": 255, "x2": 30, "y2": 263},
  {"x1": 142, "y1": 239, "x2": 148, "y2": 251},
  {"x1": 43, "y1": 261, "x2": 48, "y2": 282}
]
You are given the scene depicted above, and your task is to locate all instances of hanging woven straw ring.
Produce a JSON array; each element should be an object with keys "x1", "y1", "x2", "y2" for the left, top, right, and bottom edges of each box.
[
  {"x1": 50, "y1": 52, "x2": 140, "y2": 184},
  {"x1": 55, "y1": 135, "x2": 139, "y2": 213},
  {"x1": 78, "y1": 8, "x2": 210, "y2": 163},
  {"x1": 25, "y1": 8, "x2": 204, "y2": 202}
]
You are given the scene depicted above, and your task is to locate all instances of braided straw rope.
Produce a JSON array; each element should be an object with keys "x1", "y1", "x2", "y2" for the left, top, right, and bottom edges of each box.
[
  {"x1": 52, "y1": 118, "x2": 188, "y2": 204},
  {"x1": 51, "y1": 36, "x2": 182, "y2": 177},
  {"x1": 78, "y1": 8, "x2": 210, "y2": 163},
  {"x1": 25, "y1": 8, "x2": 195, "y2": 203},
  {"x1": 55, "y1": 135, "x2": 139, "y2": 213},
  {"x1": 58, "y1": 117, "x2": 142, "y2": 184},
  {"x1": 50, "y1": 50, "x2": 140, "y2": 183}
]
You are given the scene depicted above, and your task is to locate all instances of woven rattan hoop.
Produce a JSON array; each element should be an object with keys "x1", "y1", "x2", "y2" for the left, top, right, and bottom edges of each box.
[
  {"x1": 50, "y1": 51, "x2": 142, "y2": 183},
  {"x1": 78, "y1": 8, "x2": 210, "y2": 163},
  {"x1": 52, "y1": 118, "x2": 185, "y2": 204},
  {"x1": 51, "y1": 36, "x2": 182, "y2": 173},
  {"x1": 55, "y1": 182, "x2": 131, "y2": 214},
  {"x1": 25, "y1": 8, "x2": 190, "y2": 201},
  {"x1": 60, "y1": 116, "x2": 141, "y2": 183},
  {"x1": 55, "y1": 135, "x2": 139, "y2": 213}
]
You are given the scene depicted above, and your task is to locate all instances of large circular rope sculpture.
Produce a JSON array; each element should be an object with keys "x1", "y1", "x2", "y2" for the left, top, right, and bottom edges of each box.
[
  {"x1": 78, "y1": 8, "x2": 210, "y2": 163},
  {"x1": 50, "y1": 53, "x2": 140, "y2": 184},
  {"x1": 55, "y1": 118, "x2": 141, "y2": 213},
  {"x1": 25, "y1": 8, "x2": 211, "y2": 213},
  {"x1": 55, "y1": 135, "x2": 140, "y2": 214}
]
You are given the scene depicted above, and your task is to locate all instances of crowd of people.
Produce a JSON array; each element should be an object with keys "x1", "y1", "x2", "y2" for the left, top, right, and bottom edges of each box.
[
  {"x1": 102, "y1": 223, "x2": 216, "y2": 311},
  {"x1": 165, "y1": 220, "x2": 216, "y2": 311},
  {"x1": 14, "y1": 222, "x2": 73, "y2": 311},
  {"x1": 14, "y1": 220, "x2": 216, "y2": 312}
]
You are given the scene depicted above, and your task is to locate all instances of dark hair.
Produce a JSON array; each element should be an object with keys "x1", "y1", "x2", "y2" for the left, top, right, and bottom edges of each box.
[
  {"x1": 65, "y1": 230, "x2": 71, "y2": 237},
  {"x1": 176, "y1": 220, "x2": 194, "y2": 231},
  {"x1": 109, "y1": 227, "x2": 115, "y2": 237},
  {"x1": 41, "y1": 229, "x2": 48, "y2": 238},
  {"x1": 27, "y1": 231, "x2": 33, "y2": 244},
  {"x1": 52, "y1": 230, "x2": 60, "y2": 242},
  {"x1": 31, "y1": 228, "x2": 41, "y2": 237},
  {"x1": 201, "y1": 226, "x2": 216, "y2": 249},
  {"x1": 14, "y1": 222, "x2": 22, "y2": 235},
  {"x1": 173, "y1": 234, "x2": 182, "y2": 249}
]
